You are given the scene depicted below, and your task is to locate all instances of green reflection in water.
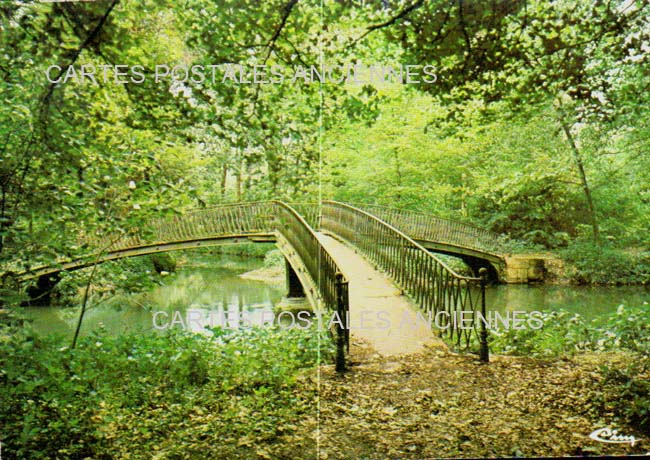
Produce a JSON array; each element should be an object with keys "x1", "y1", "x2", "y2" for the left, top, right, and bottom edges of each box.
[
  {"x1": 23, "y1": 254, "x2": 650, "y2": 337},
  {"x1": 486, "y1": 284, "x2": 650, "y2": 321},
  {"x1": 23, "y1": 254, "x2": 285, "y2": 338}
]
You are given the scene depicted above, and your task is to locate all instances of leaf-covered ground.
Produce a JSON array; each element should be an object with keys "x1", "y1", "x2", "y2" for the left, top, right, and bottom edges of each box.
[
  {"x1": 304, "y1": 340, "x2": 647, "y2": 459},
  {"x1": 3, "y1": 313, "x2": 647, "y2": 459}
]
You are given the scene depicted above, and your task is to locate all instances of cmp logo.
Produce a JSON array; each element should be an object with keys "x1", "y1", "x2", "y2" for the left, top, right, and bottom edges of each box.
[{"x1": 589, "y1": 427, "x2": 638, "y2": 447}]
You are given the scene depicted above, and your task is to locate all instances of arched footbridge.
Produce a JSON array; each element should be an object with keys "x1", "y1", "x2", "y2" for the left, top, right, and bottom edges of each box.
[
  {"x1": 350, "y1": 204, "x2": 505, "y2": 283},
  {"x1": 10, "y1": 201, "x2": 498, "y2": 367}
]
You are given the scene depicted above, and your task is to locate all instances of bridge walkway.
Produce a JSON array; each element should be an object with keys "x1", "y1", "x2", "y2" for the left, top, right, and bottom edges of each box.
[{"x1": 316, "y1": 232, "x2": 439, "y2": 356}]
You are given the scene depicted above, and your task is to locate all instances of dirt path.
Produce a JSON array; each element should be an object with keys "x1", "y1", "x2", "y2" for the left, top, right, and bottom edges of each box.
[
  {"x1": 283, "y1": 235, "x2": 647, "y2": 459},
  {"x1": 306, "y1": 342, "x2": 646, "y2": 459},
  {"x1": 316, "y1": 233, "x2": 439, "y2": 356}
]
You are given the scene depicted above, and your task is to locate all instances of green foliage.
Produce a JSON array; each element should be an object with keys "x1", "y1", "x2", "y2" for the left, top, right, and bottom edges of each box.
[
  {"x1": 324, "y1": 2, "x2": 650, "y2": 255},
  {"x1": 208, "y1": 243, "x2": 273, "y2": 258},
  {"x1": 595, "y1": 304, "x2": 650, "y2": 356},
  {"x1": 434, "y1": 254, "x2": 472, "y2": 277},
  {"x1": 0, "y1": 312, "x2": 332, "y2": 459},
  {"x1": 494, "y1": 235, "x2": 546, "y2": 254},
  {"x1": 325, "y1": 91, "x2": 650, "y2": 256},
  {"x1": 150, "y1": 252, "x2": 177, "y2": 274},
  {"x1": 490, "y1": 310, "x2": 592, "y2": 358},
  {"x1": 490, "y1": 304, "x2": 650, "y2": 432},
  {"x1": 2, "y1": 0, "x2": 650, "y2": 287},
  {"x1": 561, "y1": 241, "x2": 650, "y2": 285},
  {"x1": 263, "y1": 249, "x2": 285, "y2": 269},
  {"x1": 596, "y1": 357, "x2": 650, "y2": 433},
  {"x1": 490, "y1": 304, "x2": 650, "y2": 357},
  {"x1": 48, "y1": 256, "x2": 162, "y2": 308},
  {"x1": 3, "y1": 2, "x2": 650, "y2": 455}
]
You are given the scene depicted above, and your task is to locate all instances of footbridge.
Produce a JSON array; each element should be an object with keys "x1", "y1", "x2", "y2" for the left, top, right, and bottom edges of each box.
[
  {"x1": 10, "y1": 201, "x2": 492, "y2": 366},
  {"x1": 350, "y1": 204, "x2": 505, "y2": 283}
]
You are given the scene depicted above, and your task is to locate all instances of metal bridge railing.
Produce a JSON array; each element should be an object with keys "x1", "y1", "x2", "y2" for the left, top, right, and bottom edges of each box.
[
  {"x1": 287, "y1": 202, "x2": 320, "y2": 231},
  {"x1": 321, "y1": 201, "x2": 489, "y2": 360},
  {"x1": 272, "y1": 202, "x2": 349, "y2": 370},
  {"x1": 18, "y1": 199, "x2": 495, "y2": 364},
  {"x1": 352, "y1": 204, "x2": 502, "y2": 256},
  {"x1": 271, "y1": 202, "x2": 344, "y2": 314},
  {"x1": 95, "y1": 202, "x2": 276, "y2": 252},
  {"x1": 72, "y1": 201, "x2": 352, "y2": 370}
]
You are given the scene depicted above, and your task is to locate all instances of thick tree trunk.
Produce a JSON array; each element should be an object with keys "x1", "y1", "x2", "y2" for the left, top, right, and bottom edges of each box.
[
  {"x1": 559, "y1": 117, "x2": 600, "y2": 244},
  {"x1": 461, "y1": 172, "x2": 467, "y2": 217}
]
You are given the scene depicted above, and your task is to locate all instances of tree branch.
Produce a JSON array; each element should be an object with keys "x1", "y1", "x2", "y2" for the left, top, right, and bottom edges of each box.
[
  {"x1": 263, "y1": 0, "x2": 299, "y2": 66},
  {"x1": 350, "y1": 0, "x2": 424, "y2": 47},
  {"x1": 40, "y1": 0, "x2": 120, "y2": 116}
]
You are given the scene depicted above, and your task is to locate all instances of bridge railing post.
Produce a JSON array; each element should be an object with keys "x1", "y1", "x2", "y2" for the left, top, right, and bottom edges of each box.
[
  {"x1": 335, "y1": 271, "x2": 349, "y2": 373},
  {"x1": 478, "y1": 267, "x2": 489, "y2": 363}
]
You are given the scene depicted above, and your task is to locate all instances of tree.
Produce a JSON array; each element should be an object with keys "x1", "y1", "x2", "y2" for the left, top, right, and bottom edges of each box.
[{"x1": 350, "y1": 0, "x2": 650, "y2": 244}]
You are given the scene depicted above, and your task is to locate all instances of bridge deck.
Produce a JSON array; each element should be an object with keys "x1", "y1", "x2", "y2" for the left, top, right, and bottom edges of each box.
[{"x1": 316, "y1": 233, "x2": 440, "y2": 356}]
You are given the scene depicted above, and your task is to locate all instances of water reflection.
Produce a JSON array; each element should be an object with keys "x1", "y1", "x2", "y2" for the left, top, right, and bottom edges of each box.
[
  {"x1": 23, "y1": 254, "x2": 284, "y2": 337},
  {"x1": 487, "y1": 284, "x2": 650, "y2": 320},
  {"x1": 23, "y1": 254, "x2": 650, "y2": 337}
]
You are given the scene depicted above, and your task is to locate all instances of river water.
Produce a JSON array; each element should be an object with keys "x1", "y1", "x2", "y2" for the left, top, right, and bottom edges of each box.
[
  {"x1": 23, "y1": 252, "x2": 650, "y2": 338},
  {"x1": 23, "y1": 254, "x2": 285, "y2": 338}
]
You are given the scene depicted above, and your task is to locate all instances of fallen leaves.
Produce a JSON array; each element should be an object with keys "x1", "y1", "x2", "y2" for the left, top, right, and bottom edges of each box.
[{"x1": 307, "y1": 341, "x2": 647, "y2": 459}]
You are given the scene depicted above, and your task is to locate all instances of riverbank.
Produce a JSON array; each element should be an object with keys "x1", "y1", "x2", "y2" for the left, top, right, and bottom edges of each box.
[
  {"x1": 2, "y1": 305, "x2": 647, "y2": 459},
  {"x1": 521, "y1": 244, "x2": 650, "y2": 286},
  {"x1": 239, "y1": 248, "x2": 286, "y2": 285},
  {"x1": 239, "y1": 264, "x2": 284, "y2": 285},
  {"x1": 0, "y1": 319, "x2": 331, "y2": 459}
]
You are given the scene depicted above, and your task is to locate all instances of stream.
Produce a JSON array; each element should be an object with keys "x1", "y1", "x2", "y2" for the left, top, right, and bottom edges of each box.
[{"x1": 22, "y1": 252, "x2": 650, "y2": 338}]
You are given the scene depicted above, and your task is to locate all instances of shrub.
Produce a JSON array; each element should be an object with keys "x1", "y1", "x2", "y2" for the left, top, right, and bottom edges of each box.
[
  {"x1": 490, "y1": 304, "x2": 650, "y2": 357},
  {"x1": 494, "y1": 234, "x2": 547, "y2": 254},
  {"x1": 561, "y1": 240, "x2": 650, "y2": 285},
  {"x1": 0, "y1": 310, "x2": 332, "y2": 459},
  {"x1": 150, "y1": 252, "x2": 176, "y2": 273},
  {"x1": 263, "y1": 248, "x2": 285, "y2": 268},
  {"x1": 208, "y1": 243, "x2": 272, "y2": 258},
  {"x1": 596, "y1": 357, "x2": 650, "y2": 434},
  {"x1": 489, "y1": 310, "x2": 593, "y2": 357}
]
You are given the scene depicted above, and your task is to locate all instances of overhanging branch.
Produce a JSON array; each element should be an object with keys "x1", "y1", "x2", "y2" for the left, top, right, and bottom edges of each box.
[
  {"x1": 350, "y1": 0, "x2": 424, "y2": 47},
  {"x1": 39, "y1": 0, "x2": 120, "y2": 116},
  {"x1": 263, "y1": 0, "x2": 299, "y2": 66}
]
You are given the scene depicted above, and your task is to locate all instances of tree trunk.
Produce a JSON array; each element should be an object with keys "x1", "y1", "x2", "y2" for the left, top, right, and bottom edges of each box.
[
  {"x1": 0, "y1": 185, "x2": 5, "y2": 254},
  {"x1": 558, "y1": 116, "x2": 600, "y2": 244},
  {"x1": 393, "y1": 148, "x2": 402, "y2": 203},
  {"x1": 236, "y1": 155, "x2": 243, "y2": 202},
  {"x1": 461, "y1": 172, "x2": 467, "y2": 217},
  {"x1": 220, "y1": 163, "x2": 228, "y2": 198}
]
